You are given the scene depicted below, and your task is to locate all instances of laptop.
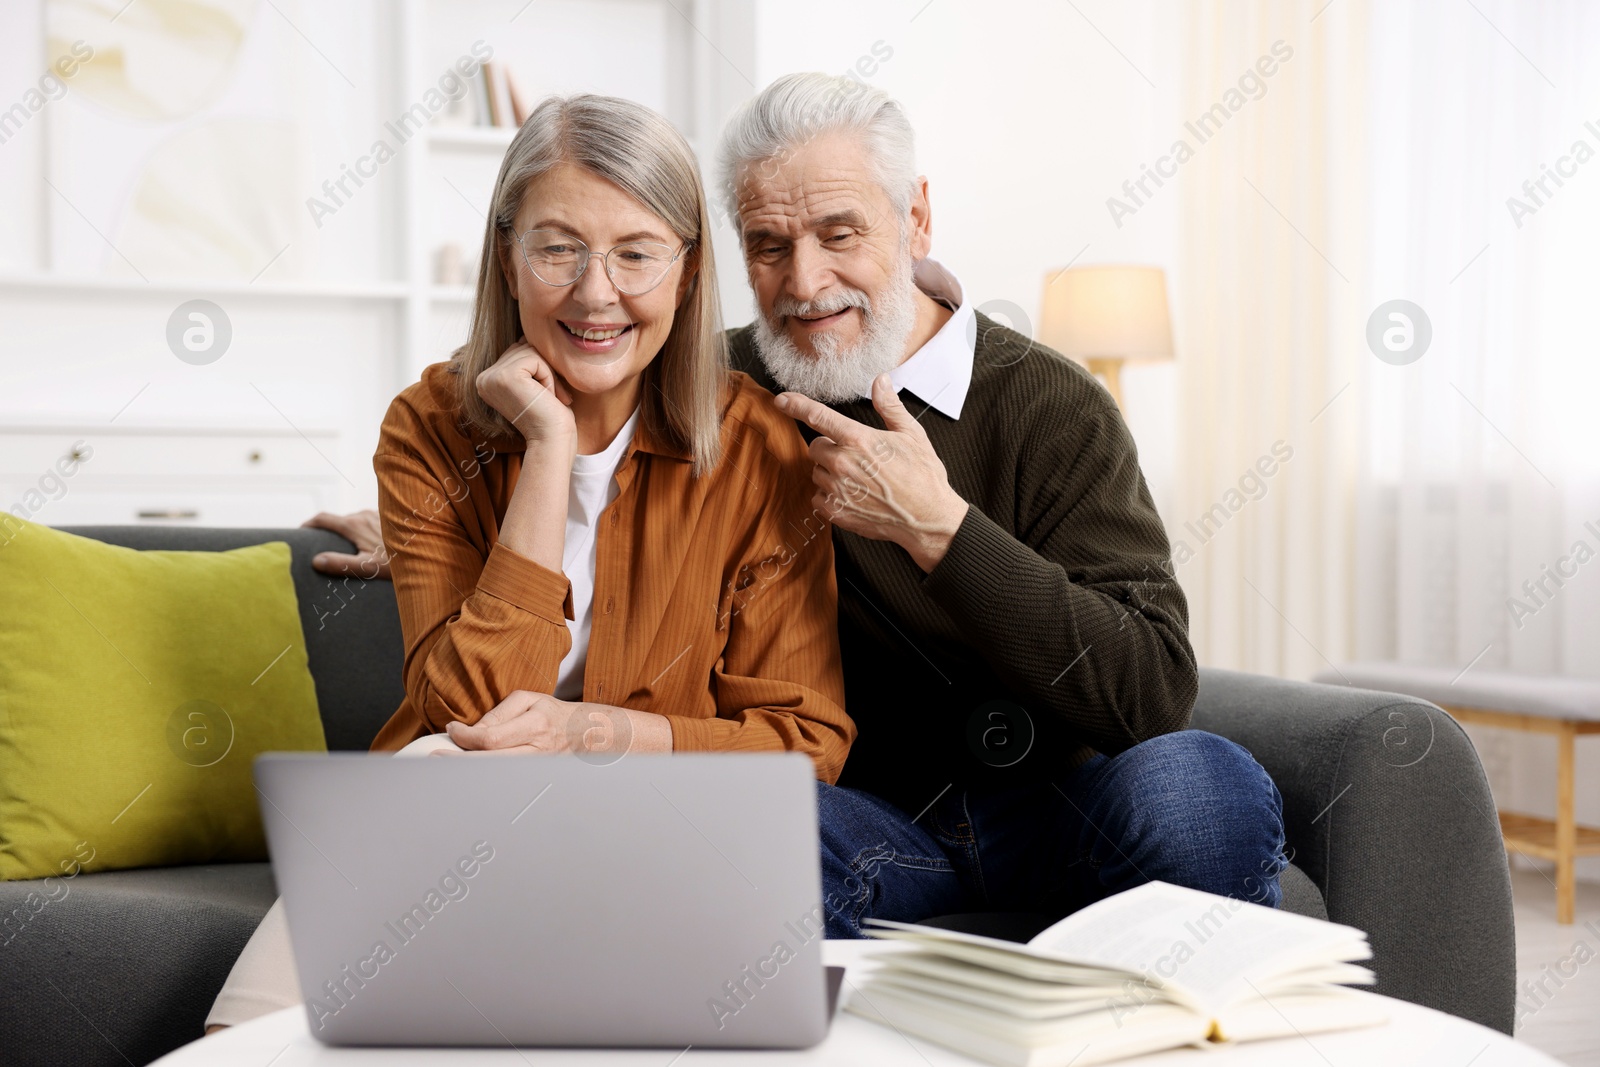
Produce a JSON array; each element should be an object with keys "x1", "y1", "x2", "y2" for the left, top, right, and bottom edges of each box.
[{"x1": 254, "y1": 751, "x2": 836, "y2": 1049}]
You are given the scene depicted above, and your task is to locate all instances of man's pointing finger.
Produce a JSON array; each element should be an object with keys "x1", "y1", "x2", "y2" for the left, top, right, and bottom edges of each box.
[{"x1": 774, "y1": 391, "x2": 869, "y2": 445}]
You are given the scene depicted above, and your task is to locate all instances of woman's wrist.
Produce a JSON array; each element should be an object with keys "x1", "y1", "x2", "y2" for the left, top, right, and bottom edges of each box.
[
  {"x1": 618, "y1": 707, "x2": 672, "y2": 754},
  {"x1": 522, "y1": 428, "x2": 578, "y2": 460},
  {"x1": 497, "y1": 438, "x2": 574, "y2": 571}
]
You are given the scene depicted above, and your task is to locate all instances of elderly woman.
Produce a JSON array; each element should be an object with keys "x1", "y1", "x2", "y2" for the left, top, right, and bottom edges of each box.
[{"x1": 204, "y1": 93, "x2": 851, "y2": 1031}]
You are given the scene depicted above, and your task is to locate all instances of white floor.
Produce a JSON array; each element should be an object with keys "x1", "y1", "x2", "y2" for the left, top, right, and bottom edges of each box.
[{"x1": 1510, "y1": 866, "x2": 1600, "y2": 1066}]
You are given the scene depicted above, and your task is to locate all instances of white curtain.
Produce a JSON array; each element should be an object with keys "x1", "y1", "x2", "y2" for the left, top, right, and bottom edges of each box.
[
  {"x1": 1171, "y1": 0, "x2": 1600, "y2": 878},
  {"x1": 1356, "y1": 0, "x2": 1600, "y2": 680},
  {"x1": 1172, "y1": 0, "x2": 1600, "y2": 681},
  {"x1": 1357, "y1": 1, "x2": 1600, "y2": 880},
  {"x1": 1171, "y1": 0, "x2": 1369, "y2": 679}
]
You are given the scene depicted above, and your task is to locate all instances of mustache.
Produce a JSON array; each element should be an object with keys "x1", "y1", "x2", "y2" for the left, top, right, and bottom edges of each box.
[{"x1": 771, "y1": 287, "x2": 874, "y2": 321}]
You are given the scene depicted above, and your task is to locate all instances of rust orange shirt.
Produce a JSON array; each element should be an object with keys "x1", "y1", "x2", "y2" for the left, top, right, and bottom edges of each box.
[{"x1": 367, "y1": 362, "x2": 853, "y2": 783}]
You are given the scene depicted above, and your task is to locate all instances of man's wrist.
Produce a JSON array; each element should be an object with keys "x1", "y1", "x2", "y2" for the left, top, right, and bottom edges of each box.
[{"x1": 905, "y1": 492, "x2": 969, "y2": 573}]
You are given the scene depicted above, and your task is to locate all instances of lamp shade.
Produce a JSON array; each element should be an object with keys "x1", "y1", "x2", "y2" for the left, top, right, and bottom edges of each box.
[{"x1": 1038, "y1": 265, "x2": 1174, "y2": 363}]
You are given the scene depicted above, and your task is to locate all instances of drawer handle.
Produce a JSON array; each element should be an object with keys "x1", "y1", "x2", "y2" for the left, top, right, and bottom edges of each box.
[{"x1": 137, "y1": 509, "x2": 199, "y2": 520}]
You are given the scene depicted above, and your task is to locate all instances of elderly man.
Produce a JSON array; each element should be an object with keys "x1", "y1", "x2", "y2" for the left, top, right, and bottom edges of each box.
[
  {"x1": 712, "y1": 73, "x2": 1284, "y2": 935},
  {"x1": 310, "y1": 73, "x2": 1285, "y2": 937}
]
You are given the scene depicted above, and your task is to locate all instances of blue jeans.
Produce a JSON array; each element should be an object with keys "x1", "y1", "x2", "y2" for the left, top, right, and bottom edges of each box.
[{"x1": 816, "y1": 729, "x2": 1288, "y2": 938}]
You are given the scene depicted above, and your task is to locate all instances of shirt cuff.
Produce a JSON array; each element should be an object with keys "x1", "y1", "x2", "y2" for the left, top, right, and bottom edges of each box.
[
  {"x1": 475, "y1": 541, "x2": 573, "y2": 623},
  {"x1": 664, "y1": 714, "x2": 730, "y2": 753}
]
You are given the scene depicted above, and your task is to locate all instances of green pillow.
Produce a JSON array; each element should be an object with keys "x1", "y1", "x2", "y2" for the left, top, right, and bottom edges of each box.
[{"x1": 0, "y1": 518, "x2": 326, "y2": 881}]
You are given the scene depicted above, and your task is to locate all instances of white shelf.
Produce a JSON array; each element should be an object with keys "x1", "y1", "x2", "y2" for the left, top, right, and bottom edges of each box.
[
  {"x1": 0, "y1": 0, "x2": 748, "y2": 524},
  {"x1": 0, "y1": 274, "x2": 410, "y2": 301},
  {"x1": 0, "y1": 422, "x2": 341, "y2": 437},
  {"x1": 427, "y1": 125, "x2": 518, "y2": 151}
]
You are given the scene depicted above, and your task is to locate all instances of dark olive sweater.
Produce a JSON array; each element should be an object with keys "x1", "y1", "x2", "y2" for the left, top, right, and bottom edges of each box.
[{"x1": 727, "y1": 314, "x2": 1197, "y2": 817}]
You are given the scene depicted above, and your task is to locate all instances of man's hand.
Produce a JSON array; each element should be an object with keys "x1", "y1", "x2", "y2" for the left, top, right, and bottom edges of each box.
[
  {"x1": 774, "y1": 374, "x2": 969, "y2": 573},
  {"x1": 444, "y1": 690, "x2": 670, "y2": 756},
  {"x1": 303, "y1": 510, "x2": 391, "y2": 579}
]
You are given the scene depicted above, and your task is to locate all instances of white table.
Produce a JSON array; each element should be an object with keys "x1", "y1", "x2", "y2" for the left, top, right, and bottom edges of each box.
[{"x1": 157, "y1": 942, "x2": 1558, "y2": 1066}]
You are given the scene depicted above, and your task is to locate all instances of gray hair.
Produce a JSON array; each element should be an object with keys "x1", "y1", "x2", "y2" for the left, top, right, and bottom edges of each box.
[
  {"x1": 716, "y1": 72, "x2": 917, "y2": 233},
  {"x1": 455, "y1": 93, "x2": 726, "y2": 474}
]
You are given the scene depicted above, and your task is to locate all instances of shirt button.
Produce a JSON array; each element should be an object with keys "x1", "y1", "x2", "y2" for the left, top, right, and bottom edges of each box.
[
  {"x1": 603, "y1": 596, "x2": 614, "y2": 614},
  {"x1": 610, "y1": 510, "x2": 619, "y2": 527}
]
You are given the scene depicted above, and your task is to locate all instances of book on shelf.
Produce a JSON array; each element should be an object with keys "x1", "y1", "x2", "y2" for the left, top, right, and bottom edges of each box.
[
  {"x1": 504, "y1": 65, "x2": 531, "y2": 127},
  {"x1": 479, "y1": 60, "x2": 502, "y2": 126},
  {"x1": 459, "y1": 62, "x2": 527, "y2": 129},
  {"x1": 470, "y1": 60, "x2": 528, "y2": 129},
  {"x1": 846, "y1": 880, "x2": 1387, "y2": 1067}
]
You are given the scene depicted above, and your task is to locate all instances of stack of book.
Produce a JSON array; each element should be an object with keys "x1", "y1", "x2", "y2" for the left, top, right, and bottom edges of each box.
[
  {"x1": 847, "y1": 881, "x2": 1387, "y2": 1067},
  {"x1": 473, "y1": 61, "x2": 530, "y2": 128},
  {"x1": 437, "y1": 63, "x2": 531, "y2": 129}
]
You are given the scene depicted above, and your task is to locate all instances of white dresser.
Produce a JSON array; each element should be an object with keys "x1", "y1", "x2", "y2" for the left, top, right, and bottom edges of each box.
[{"x1": 0, "y1": 424, "x2": 345, "y2": 529}]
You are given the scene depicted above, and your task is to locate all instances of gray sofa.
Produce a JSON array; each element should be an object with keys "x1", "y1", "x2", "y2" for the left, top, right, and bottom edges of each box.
[{"x1": 1, "y1": 526, "x2": 1517, "y2": 1065}]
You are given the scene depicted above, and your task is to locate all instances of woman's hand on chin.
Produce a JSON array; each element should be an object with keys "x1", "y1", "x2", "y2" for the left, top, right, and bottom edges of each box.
[
  {"x1": 476, "y1": 339, "x2": 577, "y2": 449},
  {"x1": 442, "y1": 690, "x2": 670, "y2": 757}
]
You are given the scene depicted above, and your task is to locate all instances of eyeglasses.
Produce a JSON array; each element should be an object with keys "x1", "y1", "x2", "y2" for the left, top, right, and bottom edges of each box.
[{"x1": 510, "y1": 228, "x2": 687, "y2": 296}]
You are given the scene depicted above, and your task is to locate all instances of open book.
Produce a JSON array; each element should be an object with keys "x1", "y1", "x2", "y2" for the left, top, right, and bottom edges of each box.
[{"x1": 845, "y1": 881, "x2": 1387, "y2": 1067}]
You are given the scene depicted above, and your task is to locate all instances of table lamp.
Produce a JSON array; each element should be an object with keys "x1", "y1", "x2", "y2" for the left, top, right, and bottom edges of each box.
[{"x1": 1038, "y1": 265, "x2": 1174, "y2": 410}]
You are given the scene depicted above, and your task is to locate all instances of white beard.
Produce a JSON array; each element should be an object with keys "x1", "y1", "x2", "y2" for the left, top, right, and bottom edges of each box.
[{"x1": 751, "y1": 252, "x2": 918, "y2": 403}]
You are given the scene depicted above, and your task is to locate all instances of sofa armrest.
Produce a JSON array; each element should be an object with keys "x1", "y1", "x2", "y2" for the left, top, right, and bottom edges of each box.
[{"x1": 1192, "y1": 667, "x2": 1515, "y2": 1034}]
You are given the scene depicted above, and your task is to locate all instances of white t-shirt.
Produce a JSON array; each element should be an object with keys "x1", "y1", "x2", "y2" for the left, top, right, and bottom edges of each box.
[{"x1": 552, "y1": 408, "x2": 639, "y2": 700}]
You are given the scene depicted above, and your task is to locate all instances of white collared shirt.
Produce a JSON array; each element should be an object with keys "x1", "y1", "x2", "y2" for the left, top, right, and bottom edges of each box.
[{"x1": 867, "y1": 257, "x2": 975, "y2": 420}]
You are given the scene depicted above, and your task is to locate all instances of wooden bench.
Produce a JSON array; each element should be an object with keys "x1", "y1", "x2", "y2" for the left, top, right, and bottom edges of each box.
[{"x1": 1314, "y1": 663, "x2": 1600, "y2": 924}]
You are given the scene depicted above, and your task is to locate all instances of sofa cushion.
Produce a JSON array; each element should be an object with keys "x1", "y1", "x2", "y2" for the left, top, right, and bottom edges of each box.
[
  {"x1": 0, "y1": 521, "x2": 326, "y2": 881},
  {"x1": 57, "y1": 526, "x2": 406, "y2": 752},
  {"x1": 0, "y1": 863, "x2": 277, "y2": 1066}
]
